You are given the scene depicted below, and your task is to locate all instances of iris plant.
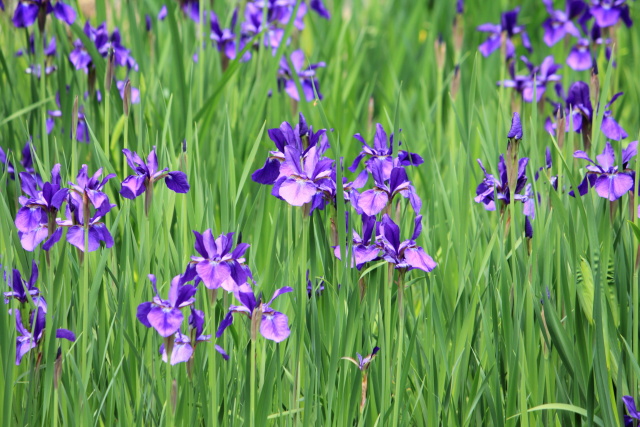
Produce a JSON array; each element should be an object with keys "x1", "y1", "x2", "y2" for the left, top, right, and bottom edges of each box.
[
  {"x1": 541, "y1": 0, "x2": 585, "y2": 46},
  {"x1": 277, "y1": 50, "x2": 325, "y2": 102},
  {"x1": 477, "y1": 7, "x2": 532, "y2": 60},
  {"x1": 12, "y1": 0, "x2": 76, "y2": 29},
  {"x1": 14, "y1": 308, "x2": 75, "y2": 365},
  {"x1": 3, "y1": 261, "x2": 46, "y2": 311}
]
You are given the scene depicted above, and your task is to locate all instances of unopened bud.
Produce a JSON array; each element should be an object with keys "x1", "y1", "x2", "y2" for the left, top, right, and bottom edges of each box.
[
  {"x1": 555, "y1": 108, "x2": 566, "y2": 148},
  {"x1": 105, "y1": 50, "x2": 115, "y2": 91},
  {"x1": 434, "y1": 34, "x2": 446, "y2": 71},
  {"x1": 123, "y1": 80, "x2": 132, "y2": 116},
  {"x1": 453, "y1": 16, "x2": 464, "y2": 54},
  {"x1": 590, "y1": 60, "x2": 600, "y2": 109},
  {"x1": 451, "y1": 65, "x2": 461, "y2": 100},
  {"x1": 71, "y1": 96, "x2": 79, "y2": 142},
  {"x1": 250, "y1": 306, "x2": 263, "y2": 342}
]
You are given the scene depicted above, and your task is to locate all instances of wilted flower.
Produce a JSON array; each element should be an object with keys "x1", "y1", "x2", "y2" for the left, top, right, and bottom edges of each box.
[
  {"x1": 573, "y1": 141, "x2": 636, "y2": 201},
  {"x1": 217, "y1": 284, "x2": 293, "y2": 342}
]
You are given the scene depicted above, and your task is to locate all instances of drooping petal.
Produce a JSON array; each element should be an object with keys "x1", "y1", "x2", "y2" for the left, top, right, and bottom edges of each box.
[
  {"x1": 260, "y1": 311, "x2": 290, "y2": 342},
  {"x1": 403, "y1": 247, "x2": 437, "y2": 273},
  {"x1": 15, "y1": 207, "x2": 45, "y2": 232},
  {"x1": 52, "y1": 2, "x2": 76, "y2": 25},
  {"x1": 164, "y1": 171, "x2": 190, "y2": 193},
  {"x1": 593, "y1": 173, "x2": 634, "y2": 201},
  {"x1": 19, "y1": 226, "x2": 49, "y2": 251},
  {"x1": 601, "y1": 116, "x2": 627, "y2": 141},
  {"x1": 147, "y1": 306, "x2": 184, "y2": 337},
  {"x1": 278, "y1": 177, "x2": 317, "y2": 206},
  {"x1": 137, "y1": 302, "x2": 153, "y2": 328},
  {"x1": 120, "y1": 175, "x2": 147, "y2": 199},
  {"x1": 55, "y1": 328, "x2": 76, "y2": 341},
  {"x1": 356, "y1": 189, "x2": 389, "y2": 216},
  {"x1": 216, "y1": 312, "x2": 234, "y2": 338},
  {"x1": 252, "y1": 158, "x2": 281, "y2": 185},
  {"x1": 196, "y1": 260, "x2": 232, "y2": 290}
]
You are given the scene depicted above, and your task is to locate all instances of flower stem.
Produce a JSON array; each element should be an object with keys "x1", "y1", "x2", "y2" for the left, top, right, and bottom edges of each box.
[
  {"x1": 250, "y1": 336, "x2": 257, "y2": 427},
  {"x1": 392, "y1": 272, "x2": 405, "y2": 427}
]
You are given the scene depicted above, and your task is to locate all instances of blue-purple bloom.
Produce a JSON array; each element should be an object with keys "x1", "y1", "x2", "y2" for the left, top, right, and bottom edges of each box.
[
  {"x1": 3, "y1": 261, "x2": 47, "y2": 311},
  {"x1": 12, "y1": 0, "x2": 76, "y2": 29},
  {"x1": 475, "y1": 156, "x2": 530, "y2": 211},
  {"x1": 349, "y1": 123, "x2": 424, "y2": 183},
  {"x1": 69, "y1": 22, "x2": 138, "y2": 73},
  {"x1": 353, "y1": 163, "x2": 421, "y2": 216},
  {"x1": 190, "y1": 230, "x2": 252, "y2": 292},
  {"x1": 342, "y1": 346, "x2": 380, "y2": 371},
  {"x1": 15, "y1": 165, "x2": 69, "y2": 251},
  {"x1": 120, "y1": 147, "x2": 189, "y2": 213},
  {"x1": 277, "y1": 50, "x2": 325, "y2": 102},
  {"x1": 623, "y1": 395, "x2": 640, "y2": 426},
  {"x1": 377, "y1": 215, "x2": 437, "y2": 273},
  {"x1": 476, "y1": 7, "x2": 532, "y2": 59},
  {"x1": 137, "y1": 273, "x2": 197, "y2": 338},
  {"x1": 499, "y1": 56, "x2": 562, "y2": 103},
  {"x1": 589, "y1": 0, "x2": 633, "y2": 28},
  {"x1": 541, "y1": 0, "x2": 585, "y2": 46},
  {"x1": 13, "y1": 308, "x2": 75, "y2": 365},
  {"x1": 333, "y1": 214, "x2": 380, "y2": 270},
  {"x1": 210, "y1": 9, "x2": 251, "y2": 62},
  {"x1": 573, "y1": 141, "x2": 637, "y2": 201},
  {"x1": 565, "y1": 81, "x2": 627, "y2": 141},
  {"x1": 217, "y1": 284, "x2": 293, "y2": 342}
]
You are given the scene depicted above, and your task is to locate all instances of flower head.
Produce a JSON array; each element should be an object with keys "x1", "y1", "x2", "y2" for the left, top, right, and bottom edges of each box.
[
  {"x1": 377, "y1": 215, "x2": 437, "y2": 273},
  {"x1": 477, "y1": 7, "x2": 532, "y2": 59},
  {"x1": 14, "y1": 308, "x2": 75, "y2": 365},
  {"x1": 277, "y1": 50, "x2": 325, "y2": 102},
  {"x1": 342, "y1": 346, "x2": 380, "y2": 371},
  {"x1": 12, "y1": 0, "x2": 76, "y2": 29},
  {"x1": 3, "y1": 261, "x2": 46, "y2": 311},
  {"x1": 190, "y1": 230, "x2": 252, "y2": 292},
  {"x1": 541, "y1": 0, "x2": 585, "y2": 46},
  {"x1": 216, "y1": 284, "x2": 293, "y2": 342}
]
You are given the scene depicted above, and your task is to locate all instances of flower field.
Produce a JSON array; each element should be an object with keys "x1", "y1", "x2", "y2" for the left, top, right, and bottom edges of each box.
[{"x1": 1, "y1": 0, "x2": 640, "y2": 425}]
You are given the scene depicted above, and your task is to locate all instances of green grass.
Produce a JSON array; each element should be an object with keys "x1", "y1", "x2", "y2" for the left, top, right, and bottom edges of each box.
[{"x1": 1, "y1": 0, "x2": 640, "y2": 425}]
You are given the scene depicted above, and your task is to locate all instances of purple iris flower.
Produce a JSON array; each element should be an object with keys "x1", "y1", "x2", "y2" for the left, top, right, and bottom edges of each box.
[
  {"x1": 271, "y1": 144, "x2": 335, "y2": 211},
  {"x1": 56, "y1": 200, "x2": 115, "y2": 252},
  {"x1": 349, "y1": 123, "x2": 424, "y2": 183},
  {"x1": 16, "y1": 33, "x2": 58, "y2": 77},
  {"x1": 500, "y1": 56, "x2": 562, "y2": 103},
  {"x1": 567, "y1": 38, "x2": 593, "y2": 71},
  {"x1": 210, "y1": 9, "x2": 251, "y2": 62},
  {"x1": 342, "y1": 346, "x2": 380, "y2": 371},
  {"x1": 589, "y1": 0, "x2": 632, "y2": 28},
  {"x1": 242, "y1": 2, "x2": 286, "y2": 51},
  {"x1": 277, "y1": 50, "x2": 325, "y2": 102},
  {"x1": 573, "y1": 141, "x2": 636, "y2": 201},
  {"x1": 566, "y1": 82, "x2": 627, "y2": 140},
  {"x1": 309, "y1": 0, "x2": 330, "y2": 19},
  {"x1": 3, "y1": 261, "x2": 47, "y2": 311},
  {"x1": 13, "y1": 308, "x2": 75, "y2": 365},
  {"x1": 115, "y1": 80, "x2": 140, "y2": 104},
  {"x1": 476, "y1": 7, "x2": 532, "y2": 60},
  {"x1": 158, "y1": 5, "x2": 168, "y2": 20},
  {"x1": 12, "y1": 0, "x2": 76, "y2": 29},
  {"x1": 377, "y1": 215, "x2": 437, "y2": 273},
  {"x1": 353, "y1": 162, "x2": 421, "y2": 216},
  {"x1": 15, "y1": 165, "x2": 69, "y2": 252},
  {"x1": 217, "y1": 284, "x2": 293, "y2": 343},
  {"x1": 137, "y1": 273, "x2": 197, "y2": 338},
  {"x1": 159, "y1": 308, "x2": 229, "y2": 365},
  {"x1": 475, "y1": 156, "x2": 530, "y2": 211},
  {"x1": 333, "y1": 214, "x2": 380, "y2": 270},
  {"x1": 252, "y1": 113, "x2": 329, "y2": 185},
  {"x1": 190, "y1": 230, "x2": 252, "y2": 292},
  {"x1": 541, "y1": 0, "x2": 585, "y2": 46},
  {"x1": 624, "y1": 396, "x2": 640, "y2": 426},
  {"x1": 120, "y1": 147, "x2": 189, "y2": 213},
  {"x1": 69, "y1": 22, "x2": 138, "y2": 73},
  {"x1": 306, "y1": 270, "x2": 325, "y2": 297}
]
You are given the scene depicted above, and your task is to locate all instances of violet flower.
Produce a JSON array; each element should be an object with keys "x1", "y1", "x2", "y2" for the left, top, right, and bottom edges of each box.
[
  {"x1": 541, "y1": 0, "x2": 585, "y2": 46},
  {"x1": 277, "y1": 50, "x2": 325, "y2": 102},
  {"x1": 353, "y1": 162, "x2": 421, "y2": 216},
  {"x1": 349, "y1": 123, "x2": 423, "y2": 183},
  {"x1": 377, "y1": 215, "x2": 437, "y2": 273},
  {"x1": 566, "y1": 82, "x2": 627, "y2": 141},
  {"x1": 476, "y1": 7, "x2": 532, "y2": 60},
  {"x1": 12, "y1": 0, "x2": 76, "y2": 29},
  {"x1": 589, "y1": 0, "x2": 633, "y2": 28},
  {"x1": 306, "y1": 270, "x2": 325, "y2": 297},
  {"x1": 333, "y1": 214, "x2": 380, "y2": 270},
  {"x1": 567, "y1": 39, "x2": 593, "y2": 71},
  {"x1": 158, "y1": 307, "x2": 230, "y2": 364},
  {"x1": 120, "y1": 147, "x2": 189, "y2": 213},
  {"x1": 14, "y1": 309, "x2": 75, "y2": 365},
  {"x1": 190, "y1": 230, "x2": 252, "y2": 292},
  {"x1": 241, "y1": 2, "x2": 285, "y2": 51},
  {"x1": 309, "y1": 0, "x2": 330, "y2": 19},
  {"x1": 56, "y1": 200, "x2": 115, "y2": 252},
  {"x1": 69, "y1": 22, "x2": 138, "y2": 74},
  {"x1": 342, "y1": 346, "x2": 380, "y2": 371},
  {"x1": 252, "y1": 113, "x2": 329, "y2": 186},
  {"x1": 210, "y1": 9, "x2": 251, "y2": 62},
  {"x1": 500, "y1": 56, "x2": 562, "y2": 103},
  {"x1": 3, "y1": 261, "x2": 47, "y2": 311},
  {"x1": 137, "y1": 273, "x2": 197, "y2": 338},
  {"x1": 573, "y1": 141, "x2": 636, "y2": 201},
  {"x1": 15, "y1": 165, "x2": 69, "y2": 252},
  {"x1": 475, "y1": 156, "x2": 530, "y2": 211},
  {"x1": 216, "y1": 284, "x2": 292, "y2": 342},
  {"x1": 624, "y1": 396, "x2": 640, "y2": 426}
]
